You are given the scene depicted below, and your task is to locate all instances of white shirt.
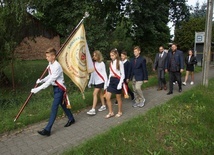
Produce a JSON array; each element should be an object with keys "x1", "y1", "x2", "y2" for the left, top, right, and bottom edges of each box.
[
  {"x1": 159, "y1": 52, "x2": 164, "y2": 58},
  {"x1": 40, "y1": 60, "x2": 65, "y2": 89},
  {"x1": 108, "y1": 59, "x2": 125, "y2": 85},
  {"x1": 188, "y1": 56, "x2": 191, "y2": 62},
  {"x1": 88, "y1": 61, "x2": 108, "y2": 85},
  {"x1": 122, "y1": 59, "x2": 127, "y2": 64}
]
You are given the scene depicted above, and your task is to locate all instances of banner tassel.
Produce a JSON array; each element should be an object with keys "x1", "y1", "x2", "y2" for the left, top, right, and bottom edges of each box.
[{"x1": 82, "y1": 92, "x2": 85, "y2": 99}]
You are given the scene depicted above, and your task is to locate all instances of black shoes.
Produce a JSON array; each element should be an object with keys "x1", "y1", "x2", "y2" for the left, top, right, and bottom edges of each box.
[
  {"x1": 167, "y1": 91, "x2": 173, "y2": 95},
  {"x1": 64, "y1": 119, "x2": 75, "y2": 127},
  {"x1": 38, "y1": 129, "x2": 50, "y2": 136},
  {"x1": 167, "y1": 89, "x2": 182, "y2": 95},
  {"x1": 37, "y1": 120, "x2": 75, "y2": 136}
]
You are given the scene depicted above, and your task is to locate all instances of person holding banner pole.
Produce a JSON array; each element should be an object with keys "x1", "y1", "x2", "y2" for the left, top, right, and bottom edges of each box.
[
  {"x1": 105, "y1": 49, "x2": 125, "y2": 118},
  {"x1": 31, "y1": 48, "x2": 75, "y2": 136},
  {"x1": 87, "y1": 50, "x2": 108, "y2": 115}
]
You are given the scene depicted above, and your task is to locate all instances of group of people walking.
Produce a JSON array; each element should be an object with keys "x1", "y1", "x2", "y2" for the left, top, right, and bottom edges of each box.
[
  {"x1": 153, "y1": 44, "x2": 197, "y2": 95},
  {"x1": 30, "y1": 44, "x2": 197, "y2": 136},
  {"x1": 87, "y1": 44, "x2": 197, "y2": 118},
  {"x1": 87, "y1": 46, "x2": 148, "y2": 118}
]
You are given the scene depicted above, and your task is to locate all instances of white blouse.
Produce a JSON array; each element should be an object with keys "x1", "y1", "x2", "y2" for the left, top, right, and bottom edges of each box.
[
  {"x1": 108, "y1": 59, "x2": 125, "y2": 85},
  {"x1": 88, "y1": 61, "x2": 108, "y2": 85}
]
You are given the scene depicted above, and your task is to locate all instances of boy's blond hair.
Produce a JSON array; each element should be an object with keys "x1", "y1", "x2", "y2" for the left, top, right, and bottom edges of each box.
[{"x1": 46, "y1": 47, "x2": 57, "y2": 56}]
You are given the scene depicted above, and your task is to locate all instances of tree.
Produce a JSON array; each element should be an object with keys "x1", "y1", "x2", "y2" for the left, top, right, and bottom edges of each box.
[
  {"x1": 33, "y1": 0, "x2": 127, "y2": 58},
  {"x1": 125, "y1": 0, "x2": 170, "y2": 55},
  {"x1": 0, "y1": 0, "x2": 32, "y2": 86},
  {"x1": 169, "y1": 0, "x2": 190, "y2": 28},
  {"x1": 174, "y1": 1, "x2": 214, "y2": 52},
  {"x1": 109, "y1": 19, "x2": 134, "y2": 56},
  {"x1": 174, "y1": 17, "x2": 214, "y2": 52},
  {"x1": 190, "y1": 1, "x2": 207, "y2": 18}
]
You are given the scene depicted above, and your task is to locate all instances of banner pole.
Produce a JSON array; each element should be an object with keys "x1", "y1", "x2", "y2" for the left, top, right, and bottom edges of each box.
[
  {"x1": 56, "y1": 12, "x2": 90, "y2": 57},
  {"x1": 14, "y1": 12, "x2": 90, "y2": 122}
]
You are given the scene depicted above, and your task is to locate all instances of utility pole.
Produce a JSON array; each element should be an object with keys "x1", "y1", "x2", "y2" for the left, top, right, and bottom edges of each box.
[{"x1": 202, "y1": 0, "x2": 213, "y2": 87}]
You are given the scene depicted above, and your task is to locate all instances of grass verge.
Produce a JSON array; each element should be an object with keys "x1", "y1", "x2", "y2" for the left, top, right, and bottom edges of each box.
[{"x1": 63, "y1": 78, "x2": 214, "y2": 155}]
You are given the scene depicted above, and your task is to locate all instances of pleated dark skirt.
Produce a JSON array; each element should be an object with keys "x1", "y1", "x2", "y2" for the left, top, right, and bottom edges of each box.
[
  {"x1": 107, "y1": 77, "x2": 122, "y2": 94},
  {"x1": 93, "y1": 83, "x2": 104, "y2": 89},
  {"x1": 186, "y1": 65, "x2": 194, "y2": 72}
]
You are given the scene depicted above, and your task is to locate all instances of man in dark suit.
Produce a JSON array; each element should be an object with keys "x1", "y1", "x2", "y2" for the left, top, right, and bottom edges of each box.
[
  {"x1": 130, "y1": 46, "x2": 148, "y2": 107},
  {"x1": 153, "y1": 46, "x2": 168, "y2": 91},
  {"x1": 165, "y1": 44, "x2": 184, "y2": 95}
]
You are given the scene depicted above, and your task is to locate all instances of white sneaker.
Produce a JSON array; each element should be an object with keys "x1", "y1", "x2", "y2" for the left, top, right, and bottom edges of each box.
[
  {"x1": 190, "y1": 81, "x2": 194, "y2": 85},
  {"x1": 87, "y1": 109, "x2": 96, "y2": 115},
  {"x1": 182, "y1": 82, "x2": 186, "y2": 86},
  {"x1": 98, "y1": 105, "x2": 106, "y2": 112},
  {"x1": 173, "y1": 82, "x2": 175, "y2": 85},
  {"x1": 132, "y1": 103, "x2": 139, "y2": 108},
  {"x1": 138, "y1": 99, "x2": 146, "y2": 108}
]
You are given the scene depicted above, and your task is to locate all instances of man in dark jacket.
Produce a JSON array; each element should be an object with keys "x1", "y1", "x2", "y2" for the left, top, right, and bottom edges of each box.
[
  {"x1": 165, "y1": 44, "x2": 184, "y2": 95},
  {"x1": 153, "y1": 46, "x2": 168, "y2": 91},
  {"x1": 130, "y1": 46, "x2": 148, "y2": 107}
]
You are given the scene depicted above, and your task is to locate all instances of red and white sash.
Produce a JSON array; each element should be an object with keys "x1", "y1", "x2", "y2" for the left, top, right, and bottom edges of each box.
[
  {"x1": 110, "y1": 62, "x2": 129, "y2": 98},
  {"x1": 93, "y1": 62, "x2": 107, "y2": 98},
  {"x1": 48, "y1": 66, "x2": 71, "y2": 109},
  {"x1": 93, "y1": 62, "x2": 105, "y2": 82},
  {"x1": 55, "y1": 81, "x2": 71, "y2": 109}
]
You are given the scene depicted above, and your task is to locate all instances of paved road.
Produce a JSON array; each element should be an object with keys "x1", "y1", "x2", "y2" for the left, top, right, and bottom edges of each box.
[{"x1": 0, "y1": 66, "x2": 213, "y2": 155}]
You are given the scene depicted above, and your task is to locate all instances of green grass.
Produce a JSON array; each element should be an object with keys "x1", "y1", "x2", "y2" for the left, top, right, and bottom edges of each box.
[
  {"x1": 0, "y1": 60, "x2": 93, "y2": 134},
  {"x1": 0, "y1": 60, "x2": 202, "y2": 134},
  {"x1": 63, "y1": 78, "x2": 214, "y2": 155}
]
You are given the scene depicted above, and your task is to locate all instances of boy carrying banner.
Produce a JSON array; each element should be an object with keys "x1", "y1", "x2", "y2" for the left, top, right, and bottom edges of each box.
[{"x1": 31, "y1": 48, "x2": 75, "y2": 136}]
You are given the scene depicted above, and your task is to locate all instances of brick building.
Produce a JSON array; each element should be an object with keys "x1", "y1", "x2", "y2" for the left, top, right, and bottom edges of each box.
[{"x1": 14, "y1": 14, "x2": 61, "y2": 60}]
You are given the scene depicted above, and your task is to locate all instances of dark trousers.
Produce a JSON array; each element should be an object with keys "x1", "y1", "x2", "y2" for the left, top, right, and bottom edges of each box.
[
  {"x1": 157, "y1": 68, "x2": 166, "y2": 88},
  {"x1": 45, "y1": 86, "x2": 74, "y2": 132},
  {"x1": 169, "y1": 71, "x2": 182, "y2": 92}
]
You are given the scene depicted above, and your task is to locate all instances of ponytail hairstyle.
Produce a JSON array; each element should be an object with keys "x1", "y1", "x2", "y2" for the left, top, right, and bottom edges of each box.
[{"x1": 110, "y1": 48, "x2": 120, "y2": 70}]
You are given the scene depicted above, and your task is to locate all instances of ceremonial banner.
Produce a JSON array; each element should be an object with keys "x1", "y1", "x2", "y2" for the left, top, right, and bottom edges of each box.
[{"x1": 58, "y1": 24, "x2": 94, "y2": 95}]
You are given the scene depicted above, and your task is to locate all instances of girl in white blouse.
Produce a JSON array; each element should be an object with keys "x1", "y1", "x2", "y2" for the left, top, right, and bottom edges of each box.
[
  {"x1": 87, "y1": 50, "x2": 108, "y2": 115},
  {"x1": 105, "y1": 49, "x2": 125, "y2": 118}
]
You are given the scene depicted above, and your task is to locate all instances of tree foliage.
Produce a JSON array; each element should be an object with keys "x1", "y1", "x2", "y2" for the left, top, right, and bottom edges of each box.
[
  {"x1": 169, "y1": 0, "x2": 190, "y2": 28},
  {"x1": 0, "y1": 0, "x2": 32, "y2": 85},
  {"x1": 125, "y1": 0, "x2": 170, "y2": 55},
  {"x1": 174, "y1": 1, "x2": 214, "y2": 52},
  {"x1": 1, "y1": 0, "x2": 191, "y2": 85},
  {"x1": 174, "y1": 17, "x2": 214, "y2": 52},
  {"x1": 190, "y1": 1, "x2": 207, "y2": 18}
]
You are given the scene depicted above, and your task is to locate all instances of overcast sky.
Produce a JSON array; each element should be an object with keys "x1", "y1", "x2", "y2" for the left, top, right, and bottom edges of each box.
[{"x1": 187, "y1": 0, "x2": 206, "y2": 6}]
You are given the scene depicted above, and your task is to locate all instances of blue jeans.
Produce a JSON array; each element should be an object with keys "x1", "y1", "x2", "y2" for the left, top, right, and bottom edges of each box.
[{"x1": 45, "y1": 86, "x2": 74, "y2": 131}]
